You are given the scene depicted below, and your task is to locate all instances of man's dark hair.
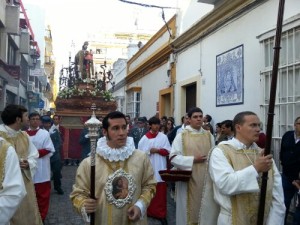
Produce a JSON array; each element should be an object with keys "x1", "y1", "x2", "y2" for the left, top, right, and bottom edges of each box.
[
  {"x1": 187, "y1": 107, "x2": 203, "y2": 118},
  {"x1": 53, "y1": 114, "x2": 61, "y2": 119},
  {"x1": 205, "y1": 114, "x2": 212, "y2": 122},
  {"x1": 161, "y1": 116, "x2": 167, "y2": 121},
  {"x1": 29, "y1": 112, "x2": 41, "y2": 119},
  {"x1": 216, "y1": 122, "x2": 222, "y2": 128},
  {"x1": 294, "y1": 116, "x2": 300, "y2": 125},
  {"x1": 232, "y1": 111, "x2": 257, "y2": 133},
  {"x1": 221, "y1": 120, "x2": 233, "y2": 130},
  {"x1": 41, "y1": 115, "x2": 52, "y2": 124},
  {"x1": 102, "y1": 111, "x2": 126, "y2": 130},
  {"x1": 1, "y1": 104, "x2": 27, "y2": 125},
  {"x1": 148, "y1": 116, "x2": 160, "y2": 125},
  {"x1": 181, "y1": 116, "x2": 185, "y2": 124}
]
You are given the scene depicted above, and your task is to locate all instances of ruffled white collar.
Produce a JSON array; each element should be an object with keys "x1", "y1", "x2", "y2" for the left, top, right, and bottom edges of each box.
[{"x1": 96, "y1": 136, "x2": 135, "y2": 162}]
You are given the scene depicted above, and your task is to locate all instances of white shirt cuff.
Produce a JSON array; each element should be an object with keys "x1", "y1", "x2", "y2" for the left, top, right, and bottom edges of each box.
[{"x1": 135, "y1": 200, "x2": 146, "y2": 219}]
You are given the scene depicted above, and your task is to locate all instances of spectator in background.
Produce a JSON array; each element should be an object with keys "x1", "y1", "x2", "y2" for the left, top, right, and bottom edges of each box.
[
  {"x1": 125, "y1": 115, "x2": 133, "y2": 132},
  {"x1": 160, "y1": 124, "x2": 167, "y2": 134},
  {"x1": 79, "y1": 124, "x2": 102, "y2": 162},
  {"x1": 132, "y1": 117, "x2": 139, "y2": 128},
  {"x1": 219, "y1": 120, "x2": 234, "y2": 142},
  {"x1": 129, "y1": 117, "x2": 148, "y2": 149},
  {"x1": 168, "y1": 117, "x2": 175, "y2": 126},
  {"x1": 161, "y1": 116, "x2": 167, "y2": 127},
  {"x1": 42, "y1": 116, "x2": 64, "y2": 195},
  {"x1": 168, "y1": 114, "x2": 189, "y2": 145},
  {"x1": 202, "y1": 114, "x2": 214, "y2": 134},
  {"x1": 79, "y1": 127, "x2": 90, "y2": 162},
  {"x1": 50, "y1": 115, "x2": 66, "y2": 165},
  {"x1": 280, "y1": 116, "x2": 300, "y2": 224},
  {"x1": 214, "y1": 122, "x2": 223, "y2": 145},
  {"x1": 176, "y1": 114, "x2": 190, "y2": 135},
  {"x1": 166, "y1": 118, "x2": 174, "y2": 136}
]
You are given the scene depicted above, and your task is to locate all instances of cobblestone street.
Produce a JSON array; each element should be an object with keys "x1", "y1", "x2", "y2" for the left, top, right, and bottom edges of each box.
[
  {"x1": 44, "y1": 165, "x2": 295, "y2": 225},
  {"x1": 45, "y1": 165, "x2": 176, "y2": 225}
]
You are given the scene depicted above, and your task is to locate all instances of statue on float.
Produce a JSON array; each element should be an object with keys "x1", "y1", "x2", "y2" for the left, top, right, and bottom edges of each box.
[{"x1": 75, "y1": 41, "x2": 94, "y2": 80}]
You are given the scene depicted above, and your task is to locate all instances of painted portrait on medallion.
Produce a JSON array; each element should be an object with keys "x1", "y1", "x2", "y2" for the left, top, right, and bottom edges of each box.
[
  {"x1": 105, "y1": 169, "x2": 136, "y2": 208},
  {"x1": 112, "y1": 176, "x2": 129, "y2": 200},
  {"x1": 216, "y1": 45, "x2": 244, "y2": 106}
]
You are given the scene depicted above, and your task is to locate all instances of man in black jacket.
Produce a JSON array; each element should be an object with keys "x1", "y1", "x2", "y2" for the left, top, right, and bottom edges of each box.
[
  {"x1": 280, "y1": 116, "x2": 300, "y2": 224},
  {"x1": 42, "y1": 116, "x2": 64, "y2": 195}
]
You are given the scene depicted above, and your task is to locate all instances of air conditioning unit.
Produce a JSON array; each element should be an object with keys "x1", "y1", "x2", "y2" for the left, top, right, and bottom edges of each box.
[{"x1": 27, "y1": 81, "x2": 35, "y2": 92}]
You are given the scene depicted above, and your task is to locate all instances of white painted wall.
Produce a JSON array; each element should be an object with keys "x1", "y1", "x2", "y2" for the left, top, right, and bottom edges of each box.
[
  {"x1": 130, "y1": 63, "x2": 170, "y2": 118},
  {"x1": 177, "y1": 1, "x2": 214, "y2": 35},
  {"x1": 174, "y1": 0, "x2": 300, "y2": 125},
  {"x1": 128, "y1": 31, "x2": 170, "y2": 73}
]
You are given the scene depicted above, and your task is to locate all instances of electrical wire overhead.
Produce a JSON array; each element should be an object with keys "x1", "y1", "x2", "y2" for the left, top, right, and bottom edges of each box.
[
  {"x1": 119, "y1": 0, "x2": 176, "y2": 38},
  {"x1": 118, "y1": 0, "x2": 178, "y2": 9}
]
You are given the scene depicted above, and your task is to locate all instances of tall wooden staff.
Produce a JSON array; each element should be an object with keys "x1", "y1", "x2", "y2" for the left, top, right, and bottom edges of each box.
[
  {"x1": 85, "y1": 104, "x2": 101, "y2": 225},
  {"x1": 257, "y1": 0, "x2": 285, "y2": 224}
]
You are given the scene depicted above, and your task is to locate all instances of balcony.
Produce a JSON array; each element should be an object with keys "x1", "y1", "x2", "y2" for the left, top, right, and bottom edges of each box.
[
  {"x1": 26, "y1": 81, "x2": 35, "y2": 92},
  {"x1": 5, "y1": 3, "x2": 20, "y2": 34},
  {"x1": 0, "y1": 58, "x2": 20, "y2": 79}
]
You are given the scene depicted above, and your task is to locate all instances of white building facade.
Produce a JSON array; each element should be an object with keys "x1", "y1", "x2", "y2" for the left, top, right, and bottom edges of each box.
[{"x1": 172, "y1": 0, "x2": 300, "y2": 164}]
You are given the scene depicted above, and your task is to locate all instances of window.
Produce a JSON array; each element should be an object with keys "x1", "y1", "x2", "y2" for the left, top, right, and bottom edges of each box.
[
  {"x1": 7, "y1": 39, "x2": 17, "y2": 65},
  {"x1": 261, "y1": 25, "x2": 300, "y2": 168},
  {"x1": 126, "y1": 91, "x2": 141, "y2": 119}
]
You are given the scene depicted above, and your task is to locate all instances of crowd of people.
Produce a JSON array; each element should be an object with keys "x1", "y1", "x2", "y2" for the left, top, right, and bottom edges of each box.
[
  {"x1": 1, "y1": 104, "x2": 299, "y2": 225},
  {"x1": 0, "y1": 104, "x2": 64, "y2": 224}
]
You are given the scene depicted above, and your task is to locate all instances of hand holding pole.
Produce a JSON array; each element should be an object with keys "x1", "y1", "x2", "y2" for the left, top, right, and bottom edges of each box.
[{"x1": 85, "y1": 103, "x2": 101, "y2": 225}]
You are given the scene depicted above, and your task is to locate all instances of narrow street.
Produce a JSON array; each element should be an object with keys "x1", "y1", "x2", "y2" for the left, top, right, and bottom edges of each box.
[{"x1": 45, "y1": 165, "x2": 176, "y2": 225}]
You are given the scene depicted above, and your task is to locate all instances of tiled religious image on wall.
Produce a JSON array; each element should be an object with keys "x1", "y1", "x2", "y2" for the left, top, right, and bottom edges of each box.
[{"x1": 216, "y1": 45, "x2": 244, "y2": 106}]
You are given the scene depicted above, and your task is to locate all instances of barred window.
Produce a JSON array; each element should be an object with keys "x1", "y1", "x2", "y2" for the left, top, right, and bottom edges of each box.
[{"x1": 260, "y1": 24, "x2": 300, "y2": 168}]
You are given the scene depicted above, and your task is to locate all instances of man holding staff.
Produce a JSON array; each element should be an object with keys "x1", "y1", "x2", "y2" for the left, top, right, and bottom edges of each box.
[
  {"x1": 70, "y1": 111, "x2": 156, "y2": 224},
  {"x1": 199, "y1": 111, "x2": 285, "y2": 225}
]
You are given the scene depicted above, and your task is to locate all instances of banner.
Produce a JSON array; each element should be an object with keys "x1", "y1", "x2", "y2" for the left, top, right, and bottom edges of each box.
[
  {"x1": 30, "y1": 68, "x2": 44, "y2": 76},
  {"x1": 28, "y1": 92, "x2": 40, "y2": 108}
]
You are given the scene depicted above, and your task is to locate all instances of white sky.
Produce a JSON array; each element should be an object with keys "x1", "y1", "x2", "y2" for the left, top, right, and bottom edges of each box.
[{"x1": 22, "y1": 0, "x2": 179, "y2": 71}]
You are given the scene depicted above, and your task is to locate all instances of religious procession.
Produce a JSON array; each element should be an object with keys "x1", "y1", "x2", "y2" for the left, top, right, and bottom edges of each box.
[{"x1": 1, "y1": 0, "x2": 300, "y2": 225}]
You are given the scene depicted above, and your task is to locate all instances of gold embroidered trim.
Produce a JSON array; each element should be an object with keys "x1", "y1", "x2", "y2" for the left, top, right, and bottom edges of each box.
[
  {"x1": 187, "y1": 181, "x2": 191, "y2": 224},
  {"x1": 73, "y1": 196, "x2": 86, "y2": 214},
  {"x1": 102, "y1": 158, "x2": 128, "y2": 172},
  {"x1": 108, "y1": 203, "x2": 112, "y2": 225},
  {"x1": 219, "y1": 144, "x2": 274, "y2": 225},
  {"x1": 0, "y1": 140, "x2": 10, "y2": 190}
]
